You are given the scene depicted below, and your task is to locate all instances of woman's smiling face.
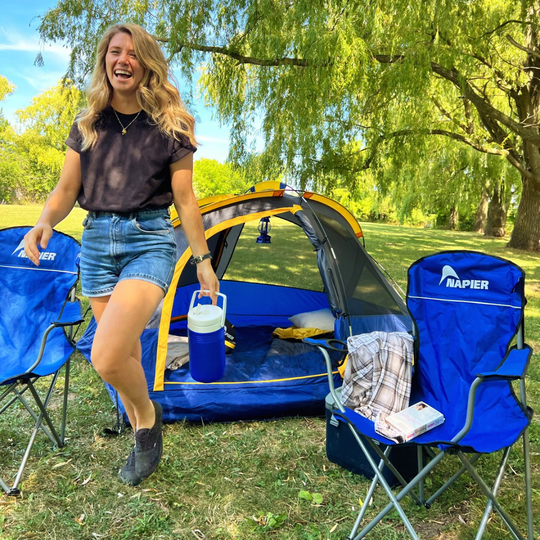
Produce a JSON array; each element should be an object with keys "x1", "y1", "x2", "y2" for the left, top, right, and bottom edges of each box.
[{"x1": 105, "y1": 32, "x2": 144, "y2": 96}]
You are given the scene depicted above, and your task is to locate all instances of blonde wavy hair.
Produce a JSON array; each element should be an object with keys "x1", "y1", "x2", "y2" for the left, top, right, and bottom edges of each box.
[{"x1": 77, "y1": 23, "x2": 197, "y2": 151}]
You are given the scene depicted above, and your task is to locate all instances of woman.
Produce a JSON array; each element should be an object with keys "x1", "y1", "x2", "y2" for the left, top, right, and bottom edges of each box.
[{"x1": 24, "y1": 23, "x2": 219, "y2": 486}]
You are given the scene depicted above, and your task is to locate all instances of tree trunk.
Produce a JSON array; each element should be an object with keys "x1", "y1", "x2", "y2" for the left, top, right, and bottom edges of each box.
[
  {"x1": 507, "y1": 175, "x2": 540, "y2": 251},
  {"x1": 485, "y1": 182, "x2": 507, "y2": 238},
  {"x1": 473, "y1": 186, "x2": 489, "y2": 233},
  {"x1": 448, "y1": 206, "x2": 458, "y2": 230}
]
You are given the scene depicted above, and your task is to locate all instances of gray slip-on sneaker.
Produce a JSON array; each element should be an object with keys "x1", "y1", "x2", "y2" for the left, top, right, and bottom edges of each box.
[
  {"x1": 134, "y1": 400, "x2": 163, "y2": 480},
  {"x1": 118, "y1": 446, "x2": 142, "y2": 486}
]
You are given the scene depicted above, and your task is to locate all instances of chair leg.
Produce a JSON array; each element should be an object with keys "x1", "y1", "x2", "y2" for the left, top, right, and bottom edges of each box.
[
  {"x1": 0, "y1": 477, "x2": 11, "y2": 495},
  {"x1": 365, "y1": 439, "x2": 423, "y2": 506},
  {"x1": 0, "y1": 382, "x2": 19, "y2": 414},
  {"x1": 1, "y1": 369, "x2": 70, "y2": 495},
  {"x1": 457, "y1": 451, "x2": 525, "y2": 540},
  {"x1": 60, "y1": 357, "x2": 71, "y2": 444},
  {"x1": 345, "y1": 425, "x2": 448, "y2": 540},
  {"x1": 26, "y1": 377, "x2": 63, "y2": 447},
  {"x1": 417, "y1": 447, "x2": 424, "y2": 504},
  {"x1": 11, "y1": 375, "x2": 65, "y2": 494},
  {"x1": 522, "y1": 430, "x2": 534, "y2": 540},
  {"x1": 349, "y1": 448, "x2": 390, "y2": 539},
  {"x1": 425, "y1": 453, "x2": 481, "y2": 506},
  {"x1": 11, "y1": 415, "x2": 46, "y2": 493},
  {"x1": 475, "y1": 448, "x2": 511, "y2": 540},
  {"x1": 13, "y1": 387, "x2": 56, "y2": 444},
  {"x1": 353, "y1": 450, "x2": 446, "y2": 540},
  {"x1": 519, "y1": 369, "x2": 534, "y2": 540}
]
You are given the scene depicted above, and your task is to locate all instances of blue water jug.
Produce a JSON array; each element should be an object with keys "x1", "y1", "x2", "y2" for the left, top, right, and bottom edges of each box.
[{"x1": 188, "y1": 291, "x2": 227, "y2": 383}]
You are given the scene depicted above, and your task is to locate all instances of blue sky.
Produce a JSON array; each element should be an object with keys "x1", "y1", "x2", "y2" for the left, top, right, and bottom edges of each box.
[{"x1": 0, "y1": 0, "x2": 231, "y2": 162}]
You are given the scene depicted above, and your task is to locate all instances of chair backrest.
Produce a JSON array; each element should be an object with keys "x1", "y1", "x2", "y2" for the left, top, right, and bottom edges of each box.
[
  {"x1": 0, "y1": 227, "x2": 80, "y2": 373},
  {"x1": 407, "y1": 251, "x2": 524, "y2": 418}
]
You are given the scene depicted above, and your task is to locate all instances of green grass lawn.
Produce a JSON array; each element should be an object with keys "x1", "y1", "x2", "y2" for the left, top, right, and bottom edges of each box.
[{"x1": 0, "y1": 205, "x2": 538, "y2": 540}]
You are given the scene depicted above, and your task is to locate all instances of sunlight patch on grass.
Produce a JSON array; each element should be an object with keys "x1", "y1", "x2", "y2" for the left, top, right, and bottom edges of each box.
[{"x1": 0, "y1": 205, "x2": 87, "y2": 242}]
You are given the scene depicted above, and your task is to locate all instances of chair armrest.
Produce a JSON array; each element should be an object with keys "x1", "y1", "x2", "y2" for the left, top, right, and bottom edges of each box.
[
  {"x1": 303, "y1": 337, "x2": 347, "y2": 352},
  {"x1": 476, "y1": 345, "x2": 532, "y2": 381},
  {"x1": 303, "y1": 338, "x2": 347, "y2": 413},
  {"x1": 451, "y1": 345, "x2": 532, "y2": 444},
  {"x1": 53, "y1": 298, "x2": 84, "y2": 327},
  {"x1": 24, "y1": 299, "x2": 84, "y2": 376}
]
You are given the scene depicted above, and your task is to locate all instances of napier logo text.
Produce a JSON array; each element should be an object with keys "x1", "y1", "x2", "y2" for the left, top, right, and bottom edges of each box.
[
  {"x1": 12, "y1": 239, "x2": 57, "y2": 261},
  {"x1": 439, "y1": 265, "x2": 489, "y2": 290}
]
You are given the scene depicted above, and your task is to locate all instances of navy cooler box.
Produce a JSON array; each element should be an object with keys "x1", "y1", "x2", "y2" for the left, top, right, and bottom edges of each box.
[{"x1": 325, "y1": 391, "x2": 418, "y2": 487}]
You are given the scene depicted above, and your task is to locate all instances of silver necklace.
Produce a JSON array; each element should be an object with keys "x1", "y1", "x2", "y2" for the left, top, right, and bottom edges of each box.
[{"x1": 113, "y1": 108, "x2": 142, "y2": 135}]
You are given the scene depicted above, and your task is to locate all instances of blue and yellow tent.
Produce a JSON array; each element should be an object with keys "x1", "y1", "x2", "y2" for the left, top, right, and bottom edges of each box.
[{"x1": 77, "y1": 182, "x2": 411, "y2": 422}]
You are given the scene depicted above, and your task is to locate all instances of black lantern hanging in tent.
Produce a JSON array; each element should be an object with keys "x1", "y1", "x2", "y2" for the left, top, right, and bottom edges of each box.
[{"x1": 256, "y1": 217, "x2": 271, "y2": 243}]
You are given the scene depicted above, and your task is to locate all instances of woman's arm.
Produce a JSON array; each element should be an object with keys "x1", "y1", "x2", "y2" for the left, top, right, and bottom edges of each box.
[
  {"x1": 24, "y1": 148, "x2": 82, "y2": 265},
  {"x1": 171, "y1": 153, "x2": 219, "y2": 303}
]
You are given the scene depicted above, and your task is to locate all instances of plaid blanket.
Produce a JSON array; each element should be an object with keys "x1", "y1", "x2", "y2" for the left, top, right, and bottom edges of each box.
[{"x1": 341, "y1": 332, "x2": 414, "y2": 427}]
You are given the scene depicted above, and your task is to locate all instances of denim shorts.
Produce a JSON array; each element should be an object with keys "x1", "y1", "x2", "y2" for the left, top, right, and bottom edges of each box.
[{"x1": 80, "y1": 209, "x2": 177, "y2": 297}]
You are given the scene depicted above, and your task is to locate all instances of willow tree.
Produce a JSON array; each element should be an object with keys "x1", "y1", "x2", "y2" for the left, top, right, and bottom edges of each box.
[
  {"x1": 0, "y1": 76, "x2": 20, "y2": 202},
  {"x1": 38, "y1": 0, "x2": 540, "y2": 250},
  {"x1": 14, "y1": 81, "x2": 85, "y2": 200}
]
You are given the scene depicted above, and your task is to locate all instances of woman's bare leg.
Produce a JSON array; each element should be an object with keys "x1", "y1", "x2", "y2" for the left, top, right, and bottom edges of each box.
[
  {"x1": 89, "y1": 279, "x2": 165, "y2": 430},
  {"x1": 89, "y1": 295, "x2": 143, "y2": 429}
]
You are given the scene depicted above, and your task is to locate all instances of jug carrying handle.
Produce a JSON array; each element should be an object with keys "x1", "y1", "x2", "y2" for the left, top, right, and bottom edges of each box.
[{"x1": 189, "y1": 290, "x2": 227, "y2": 326}]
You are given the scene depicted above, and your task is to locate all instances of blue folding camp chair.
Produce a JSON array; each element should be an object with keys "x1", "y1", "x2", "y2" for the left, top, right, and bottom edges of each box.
[
  {"x1": 0, "y1": 226, "x2": 83, "y2": 495},
  {"x1": 313, "y1": 251, "x2": 534, "y2": 539}
]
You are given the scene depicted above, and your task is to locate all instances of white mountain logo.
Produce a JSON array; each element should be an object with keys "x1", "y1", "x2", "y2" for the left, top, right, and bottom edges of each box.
[
  {"x1": 438, "y1": 265, "x2": 459, "y2": 285},
  {"x1": 12, "y1": 238, "x2": 57, "y2": 261},
  {"x1": 11, "y1": 239, "x2": 25, "y2": 256},
  {"x1": 439, "y1": 265, "x2": 489, "y2": 290}
]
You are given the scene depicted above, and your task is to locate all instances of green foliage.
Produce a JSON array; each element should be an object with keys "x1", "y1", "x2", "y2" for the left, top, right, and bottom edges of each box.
[
  {"x1": 249, "y1": 511, "x2": 288, "y2": 532},
  {"x1": 0, "y1": 81, "x2": 85, "y2": 203},
  {"x1": 0, "y1": 77, "x2": 23, "y2": 203},
  {"x1": 0, "y1": 75, "x2": 15, "y2": 103},
  {"x1": 32, "y1": 0, "x2": 540, "y2": 247},
  {"x1": 0, "y1": 156, "x2": 25, "y2": 204},
  {"x1": 192, "y1": 158, "x2": 251, "y2": 198},
  {"x1": 16, "y1": 82, "x2": 84, "y2": 151},
  {"x1": 299, "y1": 490, "x2": 324, "y2": 505}
]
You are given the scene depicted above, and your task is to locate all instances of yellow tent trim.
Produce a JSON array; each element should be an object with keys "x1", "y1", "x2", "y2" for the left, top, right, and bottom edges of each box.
[
  {"x1": 304, "y1": 192, "x2": 363, "y2": 238},
  {"x1": 170, "y1": 190, "x2": 284, "y2": 227},
  {"x1": 154, "y1": 204, "x2": 303, "y2": 391},
  {"x1": 170, "y1": 194, "x2": 233, "y2": 225},
  {"x1": 249, "y1": 180, "x2": 284, "y2": 192},
  {"x1": 163, "y1": 371, "x2": 339, "y2": 386},
  {"x1": 171, "y1": 184, "x2": 362, "y2": 240}
]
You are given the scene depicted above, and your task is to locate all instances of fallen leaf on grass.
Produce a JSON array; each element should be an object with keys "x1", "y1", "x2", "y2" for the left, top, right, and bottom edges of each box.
[
  {"x1": 82, "y1": 474, "x2": 92, "y2": 486},
  {"x1": 52, "y1": 459, "x2": 72, "y2": 469}
]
